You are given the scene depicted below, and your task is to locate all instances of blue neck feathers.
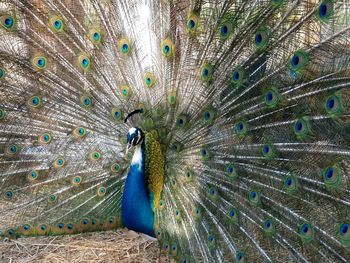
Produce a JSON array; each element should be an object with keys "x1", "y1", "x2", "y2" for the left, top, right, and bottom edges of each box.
[{"x1": 122, "y1": 140, "x2": 155, "y2": 237}]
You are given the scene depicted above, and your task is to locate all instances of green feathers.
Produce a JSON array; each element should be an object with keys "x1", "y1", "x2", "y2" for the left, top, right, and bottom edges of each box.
[{"x1": 1, "y1": 1, "x2": 350, "y2": 262}]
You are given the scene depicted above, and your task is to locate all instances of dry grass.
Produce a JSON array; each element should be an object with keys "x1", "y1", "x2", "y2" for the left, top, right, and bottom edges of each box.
[{"x1": 0, "y1": 229, "x2": 175, "y2": 263}]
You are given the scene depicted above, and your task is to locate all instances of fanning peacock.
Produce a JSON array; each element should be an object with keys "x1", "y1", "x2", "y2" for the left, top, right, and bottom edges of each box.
[{"x1": 0, "y1": 0, "x2": 350, "y2": 262}]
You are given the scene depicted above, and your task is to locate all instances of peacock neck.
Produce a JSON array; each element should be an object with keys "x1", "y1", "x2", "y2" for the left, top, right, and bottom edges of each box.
[{"x1": 122, "y1": 140, "x2": 155, "y2": 237}]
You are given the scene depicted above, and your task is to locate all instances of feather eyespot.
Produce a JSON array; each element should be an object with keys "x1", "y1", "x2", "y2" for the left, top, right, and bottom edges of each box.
[
  {"x1": 261, "y1": 144, "x2": 276, "y2": 160},
  {"x1": 163, "y1": 243, "x2": 169, "y2": 252},
  {"x1": 89, "y1": 28, "x2": 102, "y2": 44},
  {"x1": 317, "y1": 1, "x2": 334, "y2": 21},
  {"x1": 36, "y1": 224, "x2": 49, "y2": 235},
  {"x1": 72, "y1": 176, "x2": 82, "y2": 186},
  {"x1": 200, "y1": 147, "x2": 211, "y2": 160},
  {"x1": 262, "y1": 219, "x2": 275, "y2": 236},
  {"x1": 0, "y1": 108, "x2": 5, "y2": 120},
  {"x1": 20, "y1": 224, "x2": 33, "y2": 236},
  {"x1": 288, "y1": 50, "x2": 309, "y2": 76},
  {"x1": 111, "y1": 162, "x2": 120, "y2": 173},
  {"x1": 176, "y1": 114, "x2": 188, "y2": 128},
  {"x1": 73, "y1": 127, "x2": 87, "y2": 139},
  {"x1": 283, "y1": 176, "x2": 298, "y2": 194},
  {"x1": 53, "y1": 157, "x2": 65, "y2": 168},
  {"x1": 322, "y1": 165, "x2": 341, "y2": 190},
  {"x1": 97, "y1": 186, "x2": 106, "y2": 196},
  {"x1": 6, "y1": 144, "x2": 19, "y2": 155},
  {"x1": 337, "y1": 222, "x2": 350, "y2": 246},
  {"x1": 219, "y1": 22, "x2": 233, "y2": 40},
  {"x1": 264, "y1": 88, "x2": 281, "y2": 108},
  {"x1": 299, "y1": 222, "x2": 314, "y2": 243},
  {"x1": 200, "y1": 63, "x2": 213, "y2": 82},
  {"x1": 80, "y1": 95, "x2": 92, "y2": 109},
  {"x1": 254, "y1": 27, "x2": 270, "y2": 50},
  {"x1": 0, "y1": 67, "x2": 5, "y2": 79},
  {"x1": 171, "y1": 243, "x2": 178, "y2": 256},
  {"x1": 234, "y1": 119, "x2": 249, "y2": 136},
  {"x1": 293, "y1": 117, "x2": 310, "y2": 140},
  {"x1": 32, "y1": 55, "x2": 47, "y2": 70},
  {"x1": 78, "y1": 54, "x2": 91, "y2": 70},
  {"x1": 228, "y1": 208, "x2": 239, "y2": 224},
  {"x1": 118, "y1": 38, "x2": 132, "y2": 56},
  {"x1": 236, "y1": 252, "x2": 246, "y2": 262},
  {"x1": 111, "y1": 108, "x2": 123, "y2": 122},
  {"x1": 49, "y1": 16, "x2": 63, "y2": 32},
  {"x1": 4, "y1": 190, "x2": 14, "y2": 200},
  {"x1": 48, "y1": 194, "x2": 58, "y2": 204},
  {"x1": 28, "y1": 170, "x2": 39, "y2": 181},
  {"x1": 1, "y1": 15, "x2": 15, "y2": 30},
  {"x1": 231, "y1": 67, "x2": 246, "y2": 85},
  {"x1": 120, "y1": 85, "x2": 132, "y2": 100},
  {"x1": 325, "y1": 94, "x2": 343, "y2": 117},
  {"x1": 186, "y1": 12, "x2": 199, "y2": 34},
  {"x1": 39, "y1": 133, "x2": 52, "y2": 144},
  {"x1": 161, "y1": 38, "x2": 174, "y2": 58},
  {"x1": 89, "y1": 151, "x2": 101, "y2": 161},
  {"x1": 339, "y1": 223, "x2": 349, "y2": 236},
  {"x1": 28, "y1": 96, "x2": 42, "y2": 108},
  {"x1": 248, "y1": 190, "x2": 261, "y2": 206},
  {"x1": 144, "y1": 72, "x2": 156, "y2": 88},
  {"x1": 226, "y1": 163, "x2": 238, "y2": 179}
]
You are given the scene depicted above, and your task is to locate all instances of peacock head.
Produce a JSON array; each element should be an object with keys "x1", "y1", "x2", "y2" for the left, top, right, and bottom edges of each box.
[
  {"x1": 124, "y1": 109, "x2": 145, "y2": 156},
  {"x1": 126, "y1": 127, "x2": 144, "y2": 154}
]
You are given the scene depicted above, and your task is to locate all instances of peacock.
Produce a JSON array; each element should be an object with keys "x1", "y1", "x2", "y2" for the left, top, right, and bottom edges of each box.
[{"x1": 0, "y1": 0, "x2": 350, "y2": 262}]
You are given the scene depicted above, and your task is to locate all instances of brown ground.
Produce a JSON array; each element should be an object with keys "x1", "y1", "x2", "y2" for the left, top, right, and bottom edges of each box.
[{"x1": 0, "y1": 229, "x2": 175, "y2": 263}]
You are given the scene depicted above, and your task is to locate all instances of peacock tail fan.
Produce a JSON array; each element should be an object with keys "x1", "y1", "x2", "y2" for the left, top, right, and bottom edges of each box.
[{"x1": 0, "y1": 0, "x2": 350, "y2": 262}]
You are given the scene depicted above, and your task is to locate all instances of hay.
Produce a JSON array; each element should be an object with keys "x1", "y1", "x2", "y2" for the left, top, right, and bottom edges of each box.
[{"x1": 0, "y1": 229, "x2": 175, "y2": 263}]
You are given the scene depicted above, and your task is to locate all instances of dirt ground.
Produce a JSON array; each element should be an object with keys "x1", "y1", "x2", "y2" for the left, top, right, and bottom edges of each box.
[{"x1": 0, "y1": 229, "x2": 175, "y2": 263}]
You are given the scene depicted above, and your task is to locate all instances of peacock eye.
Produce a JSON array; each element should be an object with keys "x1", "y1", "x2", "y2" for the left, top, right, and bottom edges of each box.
[
  {"x1": 118, "y1": 38, "x2": 132, "y2": 56},
  {"x1": 5, "y1": 17, "x2": 13, "y2": 28},
  {"x1": 78, "y1": 54, "x2": 91, "y2": 70},
  {"x1": 339, "y1": 223, "x2": 349, "y2": 236},
  {"x1": 123, "y1": 44, "x2": 128, "y2": 52},
  {"x1": 317, "y1": 1, "x2": 334, "y2": 21},
  {"x1": 1, "y1": 15, "x2": 15, "y2": 30},
  {"x1": 161, "y1": 38, "x2": 174, "y2": 58},
  {"x1": 0, "y1": 67, "x2": 5, "y2": 79},
  {"x1": 90, "y1": 28, "x2": 102, "y2": 44},
  {"x1": 188, "y1": 19, "x2": 195, "y2": 29}
]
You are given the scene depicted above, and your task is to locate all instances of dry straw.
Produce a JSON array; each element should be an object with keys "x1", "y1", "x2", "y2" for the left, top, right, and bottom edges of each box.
[{"x1": 0, "y1": 229, "x2": 174, "y2": 263}]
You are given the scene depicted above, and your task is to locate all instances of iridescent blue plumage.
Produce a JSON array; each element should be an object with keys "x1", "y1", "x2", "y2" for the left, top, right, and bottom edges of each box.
[{"x1": 122, "y1": 129, "x2": 154, "y2": 237}]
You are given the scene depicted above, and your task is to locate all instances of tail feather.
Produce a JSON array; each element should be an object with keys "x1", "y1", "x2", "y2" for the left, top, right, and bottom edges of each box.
[{"x1": 1, "y1": 0, "x2": 350, "y2": 262}]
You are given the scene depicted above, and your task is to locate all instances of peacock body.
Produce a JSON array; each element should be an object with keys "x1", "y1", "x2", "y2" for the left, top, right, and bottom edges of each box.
[{"x1": 0, "y1": 0, "x2": 350, "y2": 262}]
